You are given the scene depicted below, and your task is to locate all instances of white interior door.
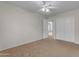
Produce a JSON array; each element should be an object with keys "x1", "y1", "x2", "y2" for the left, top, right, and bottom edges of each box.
[
  {"x1": 64, "y1": 16, "x2": 75, "y2": 42},
  {"x1": 55, "y1": 16, "x2": 75, "y2": 42}
]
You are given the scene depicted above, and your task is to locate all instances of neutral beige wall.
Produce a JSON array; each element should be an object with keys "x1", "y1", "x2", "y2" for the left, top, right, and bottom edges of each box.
[
  {"x1": 0, "y1": 2, "x2": 43, "y2": 51},
  {"x1": 43, "y1": 19, "x2": 48, "y2": 38}
]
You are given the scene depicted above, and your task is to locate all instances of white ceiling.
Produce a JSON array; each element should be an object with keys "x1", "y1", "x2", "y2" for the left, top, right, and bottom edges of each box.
[{"x1": 4, "y1": 1, "x2": 79, "y2": 17}]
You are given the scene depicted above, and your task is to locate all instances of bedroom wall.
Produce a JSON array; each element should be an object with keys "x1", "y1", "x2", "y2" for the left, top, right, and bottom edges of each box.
[
  {"x1": 0, "y1": 2, "x2": 43, "y2": 51},
  {"x1": 51, "y1": 9, "x2": 79, "y2": 44}
]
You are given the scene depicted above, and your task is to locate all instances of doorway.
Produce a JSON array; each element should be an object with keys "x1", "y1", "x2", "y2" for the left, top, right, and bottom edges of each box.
[{"x1": 43, "y1": 19, "x2": 55, "y2": 39}]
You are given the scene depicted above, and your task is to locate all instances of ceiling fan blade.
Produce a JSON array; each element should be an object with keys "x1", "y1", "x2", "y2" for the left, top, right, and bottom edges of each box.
[
  {"x1": 42, "y1": 1, "x2": 46, "y2": 5},
  {"x1": 48, "y1": 7, "x2": 55, "y2": 9}
]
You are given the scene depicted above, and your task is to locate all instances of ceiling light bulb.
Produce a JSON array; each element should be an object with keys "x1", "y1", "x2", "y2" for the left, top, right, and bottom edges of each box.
[
  {"x1": 40, "y1": 7, "x2": 50, "y2": 13},
  {"x1": 41, "y1": 8, "x2": 45, "y2": 12},
  {"x1": 46, "y1": 8, "x2": 50, "y2": 12}
]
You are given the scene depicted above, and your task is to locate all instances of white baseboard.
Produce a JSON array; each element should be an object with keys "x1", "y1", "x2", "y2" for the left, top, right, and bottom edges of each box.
[{"x1": 56, "y1": 38, "x2": 79, "y2": 45}]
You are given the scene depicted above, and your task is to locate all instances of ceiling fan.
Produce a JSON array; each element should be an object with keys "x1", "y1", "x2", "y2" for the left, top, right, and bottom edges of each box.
[{"x1": 40, "y1": 1, "x2": 55, "y2": 12}]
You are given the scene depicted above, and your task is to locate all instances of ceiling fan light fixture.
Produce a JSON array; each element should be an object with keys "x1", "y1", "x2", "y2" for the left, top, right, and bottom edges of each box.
[
  {"x1": 40, "y1": 7, "x2": 50, "y2": 13},
  {"x1": 46, "y1": 8, "x2": 50, "y2": 12},
  {"x1": 39, "y1": 1, "x2": 55, "y2": 13},
  {"x1": 41, "y1": 7, "x2": 45, "y2": 12}
]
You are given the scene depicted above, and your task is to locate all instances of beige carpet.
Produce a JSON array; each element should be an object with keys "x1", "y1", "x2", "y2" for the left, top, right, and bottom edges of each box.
[{"x1": 0, "y1": 38, "x2": 79, "y2": 57}]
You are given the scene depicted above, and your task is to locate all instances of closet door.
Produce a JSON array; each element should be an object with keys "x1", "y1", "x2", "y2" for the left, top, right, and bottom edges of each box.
[
  {"x1": 65, "y1": 16, "x2": 75, "y2": 42},
  {"x1": 75, "y1": 14, "x2": 79, "y2": 44},
  {"x1": 55, "y1": 17, "x2": 65, "y2": 40},
  {"x1": 55, "y1": 16, "x2": 75, "y2": 42}
]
